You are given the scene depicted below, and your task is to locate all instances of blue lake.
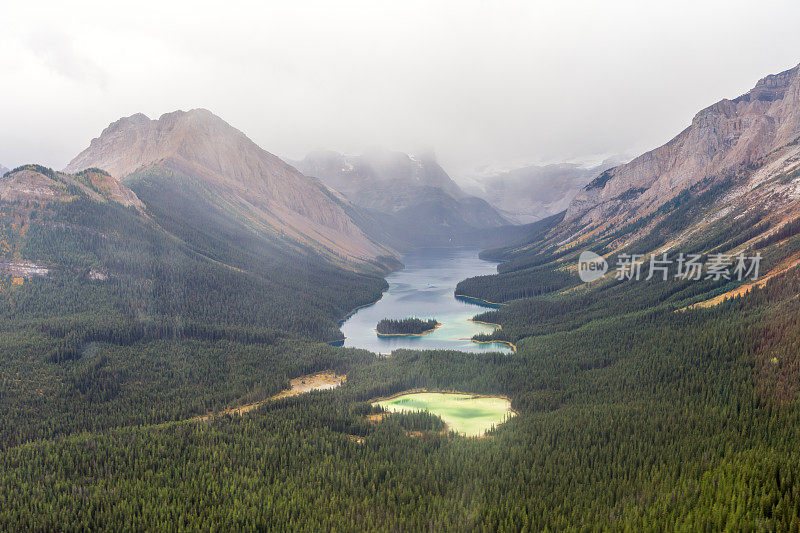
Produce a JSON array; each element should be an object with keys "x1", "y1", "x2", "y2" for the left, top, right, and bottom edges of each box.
[{"x1": 339, "y1": 248, "x2": 514, "y2": 354}]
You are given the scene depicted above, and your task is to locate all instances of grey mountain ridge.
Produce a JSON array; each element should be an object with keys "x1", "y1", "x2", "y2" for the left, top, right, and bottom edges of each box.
[{"x1": 566, "y1": 63, "x2": 800, "y2": 228}]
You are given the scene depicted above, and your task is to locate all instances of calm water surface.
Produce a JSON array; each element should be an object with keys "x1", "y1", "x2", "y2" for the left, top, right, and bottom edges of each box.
[{"x1": 340, "y1": 248, "x2": 514, "y2": 354}]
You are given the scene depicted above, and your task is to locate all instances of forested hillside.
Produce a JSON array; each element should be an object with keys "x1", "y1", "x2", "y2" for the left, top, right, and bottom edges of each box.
[
  {"x1": 4, "y1": 249, "x2": 800, "y2": 529},
  {"x1": 0, "y1": 165, "x2": 389, "y2": 446},
  {"x1": 4, "y1": 154, "x2": 800, "y2": 529},
  {"x1": 1, "y1": 166, "x2": 387, "y2": 339}
]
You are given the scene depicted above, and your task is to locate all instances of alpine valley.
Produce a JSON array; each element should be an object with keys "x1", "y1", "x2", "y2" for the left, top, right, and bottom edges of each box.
[
  {"x1": 3, "y1": 62, "x2": 800, "y2": 531},
  {"x1": 295, "y1": 148, "x2": 511, "y2": 247}
]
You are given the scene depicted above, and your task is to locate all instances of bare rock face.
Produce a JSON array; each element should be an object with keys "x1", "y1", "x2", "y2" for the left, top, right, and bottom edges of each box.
[
  {"x1": 0, "y1": 169, "x2": 72, "y2": 203},
  {"x1": 0, "y1": 166, "x2": 143, "y2": 208},
  {"x1": 65, "y1": 109, "x2": 395, "y2": 264},
  {"x1": 567, "y1": 64, "x2": 800, "y2": 225}
]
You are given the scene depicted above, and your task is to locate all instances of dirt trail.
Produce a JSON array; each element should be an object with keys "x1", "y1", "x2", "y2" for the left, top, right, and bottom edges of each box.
[{"x1": 193, "y1": 371, "x2": 345, "y2": 422}]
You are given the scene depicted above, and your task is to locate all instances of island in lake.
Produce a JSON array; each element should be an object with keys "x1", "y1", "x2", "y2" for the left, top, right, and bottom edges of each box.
[{"x1": 376, "y1": 317, "x2": 440, "y2": 336}]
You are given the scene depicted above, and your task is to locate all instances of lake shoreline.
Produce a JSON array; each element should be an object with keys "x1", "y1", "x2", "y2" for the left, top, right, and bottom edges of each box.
[
  {"x1": 370, "y1": 388, "x2": 516, "y2": 411},
  {"x1": 454, "y1": 294, "x2": 507, "y2": 307},
  {"x1": 465, "y1": 318, "x2": 517, "y2": 352},
  {"x1": 328, "y1": 285, "x2": 395, "y2": 344},
  {"x1": 470, "y1": 338, "x2": 517, "y2": 353}
]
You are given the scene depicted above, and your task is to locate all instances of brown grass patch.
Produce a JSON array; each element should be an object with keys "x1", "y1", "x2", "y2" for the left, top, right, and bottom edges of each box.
[{"x1": 193, "y1": 371, "x2": 346, "y2": 422}]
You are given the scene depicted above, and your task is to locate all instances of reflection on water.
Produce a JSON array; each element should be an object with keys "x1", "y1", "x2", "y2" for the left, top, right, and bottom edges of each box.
[{"x1": 339, "y1": 248, "x2": 514, "y2": 354}]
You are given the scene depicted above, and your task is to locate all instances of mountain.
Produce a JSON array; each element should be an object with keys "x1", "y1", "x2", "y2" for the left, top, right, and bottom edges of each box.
[
  {"x1": 567, "y1": 64, "x2": 800, "y2": 229},
  {"x1": 297, "y1": 149, "x2": 465, "y2": 210},
  {"x1": 295, "y1": 149, "x2": 509, "y2": 247},
  {"x1": 65, "y1": 110, "x2": 396, "y2": 270},
  {"x1": 439, "y1": 69, "x2": 800, "y2": 533},
  {"x1": 458, "y1": 63, "x2": 800, "y2": 304},
  {"x1": 0, "y1": 163, "x2": 387, "y2": 340},
  {"x1": 461, "y1": 159, "x2": 621, "y2": 223},
  {"x1": 454, "y1": 64, "x2": 800, "y2": 416},
  {"x1": 0, "y1": 164, "x2": 8, "y2": 176}
]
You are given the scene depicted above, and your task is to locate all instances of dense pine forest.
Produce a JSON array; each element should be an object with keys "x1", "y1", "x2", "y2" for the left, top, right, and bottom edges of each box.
[
  {"x1": 4, "y1": 164, "x2": 800, "y2": 530},
  {"x1": 4, "y1": 263, "x2": 800, "y2": 529}
]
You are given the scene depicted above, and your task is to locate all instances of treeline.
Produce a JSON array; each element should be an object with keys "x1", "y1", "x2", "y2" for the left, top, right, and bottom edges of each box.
[
  {"x1": 382, "y1": 409, "x2": 447, "y2": 432},
  {"x1": 455, "y1": 266, "x2": 574, "y2": 303},
  {"x1": 754, "y1": 217, "x2": 800, "y2": 250}
]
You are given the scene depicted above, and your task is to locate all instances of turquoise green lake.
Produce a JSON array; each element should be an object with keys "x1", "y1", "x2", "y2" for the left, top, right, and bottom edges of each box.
[{"x1": 374, "y1": 392, "x2": 515, "y2": 437}]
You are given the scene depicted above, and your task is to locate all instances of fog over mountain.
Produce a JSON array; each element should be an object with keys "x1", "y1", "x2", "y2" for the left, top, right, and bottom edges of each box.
[
  {"x1": 458, "y1": 158, "x2": 624, "y2": 223},
  {"x1": 1, "y1": 1, "x2": 799, "y2": 178},
  {"x1": 295, "y1": 149, "x2": 511, "y2": 247}
]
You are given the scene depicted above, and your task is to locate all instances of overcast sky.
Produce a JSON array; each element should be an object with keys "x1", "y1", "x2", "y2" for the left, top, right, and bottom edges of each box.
[{"x1": 1, "y1": 0, "x2": 800, "y2": 178}]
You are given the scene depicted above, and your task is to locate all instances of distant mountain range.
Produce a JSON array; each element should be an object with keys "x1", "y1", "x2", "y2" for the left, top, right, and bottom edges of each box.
[
  {"x1": 13, "y1": 62, "x2": 796, "y2": 283},
  {"x1": 459, "y1": 159, "x2": 622, "y2": 223},
  {"x1": 0, "y1": 164, "x2": 8, "y2": 176},
  {"x1": 295, "y1": 149, "x2": 510, "y2": 247},
  {"x1": 65, "y1": 109, "x2": 397, "y2": 270}
]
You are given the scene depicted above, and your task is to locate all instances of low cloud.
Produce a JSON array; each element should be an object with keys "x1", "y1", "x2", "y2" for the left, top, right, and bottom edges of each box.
[
  {"x1": 25, "y1": 29, "x2": 108, "y2": 88},
  {"x1": 0, "y1": 0, "x2": 799, "y2": 176}
]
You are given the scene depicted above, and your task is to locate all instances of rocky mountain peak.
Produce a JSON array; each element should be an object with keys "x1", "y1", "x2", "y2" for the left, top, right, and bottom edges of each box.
[
  {"x1": 64, "y1": 110, "x2": 395, "y2": 265},
  {"x1": 66, "y1": 109, "x2": 261, "y2": 182},
  {"x1": 751, "y1": 64, "x2": 799, "y2": 97},
  {"x1": 566, "y1": 63, "x2": 800, "y2": 226}
]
